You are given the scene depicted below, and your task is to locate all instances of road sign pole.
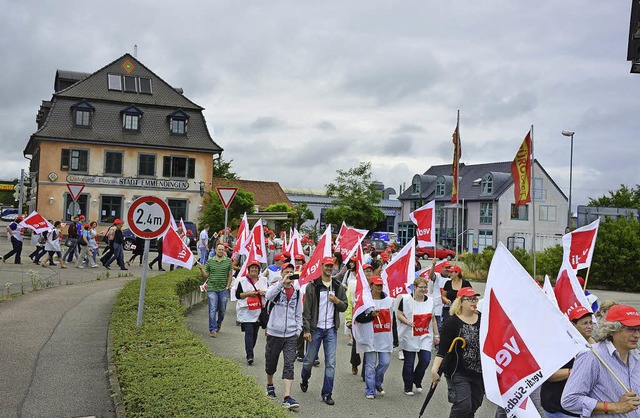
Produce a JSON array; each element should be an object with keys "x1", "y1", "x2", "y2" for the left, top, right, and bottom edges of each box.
[
  {"x1": 224, "y1": 208, "x2": 229, "y2": 243},
  {"x1": 136, "y1": 238, "x2": 151, "y2": 327}
]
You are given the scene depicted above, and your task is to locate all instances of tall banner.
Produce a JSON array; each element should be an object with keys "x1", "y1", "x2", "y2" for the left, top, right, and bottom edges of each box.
[
  {"x1": 562, "y1": 218, "x2": 600, "y2": 272},
  {"x1": 299, "y1": 225, "x2": 332, "y2": 285},
  {"x1": 481, "y1": 244, "x2": 587, "y2": 417},
  {"x1": 381, "y1": 239, "x2": 415, "y2": 298},
  {"x1": 409, "y1": 200, "x2": 436, "y2": 248},
  {"x1": 553, "y1": 258, "x2": 592, "y2": 317},
  {"x1": 451, "y1": 118, "x2": 461, "y2": 204},
  {"x1": 334, "y1": 222, "x2": 368, "y2": 263},
  {"x1": 237, "y1": 238, "x2": 260, "y2": 279},
  {"x1": 510, "y1": 131, "x2": 532, "y2": 208}
]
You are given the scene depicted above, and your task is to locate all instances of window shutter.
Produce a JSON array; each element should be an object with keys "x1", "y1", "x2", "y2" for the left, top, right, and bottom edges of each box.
[
  {"x1": 187, "y1": 158, "x2": 195, "y2": 179},
  {"x1": 163, "y1": 157, "x2": 171, "y2": 177},
  {"x1": 61, "y1": 149, "x2": 70, "y2": 170}
]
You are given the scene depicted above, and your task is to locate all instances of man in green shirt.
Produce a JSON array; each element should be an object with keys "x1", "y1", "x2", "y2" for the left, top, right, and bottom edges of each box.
[{"x1": 198, "y1": 243, "x2": 233, "y2": 337}]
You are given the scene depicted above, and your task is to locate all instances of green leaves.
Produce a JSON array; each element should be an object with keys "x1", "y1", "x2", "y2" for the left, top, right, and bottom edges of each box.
[{"x1": 199, "y1": 188, "x2": 255, "y2": 232}]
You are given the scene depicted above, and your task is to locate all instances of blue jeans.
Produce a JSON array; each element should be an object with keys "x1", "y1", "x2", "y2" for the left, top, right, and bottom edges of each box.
[
  {"x1": 199, "y1": 247, "x2": 208, "y2": 265},
  {"x1": 207, "y1": 290, "x2": 228, "y2": 332},
  {"x1": 301, "y1": 328, "x2": 337, "y2": 398},
  {"x1": 364, "y1": 351, "x2": 390, "y2": 396},
  {"x1": 105, "y1": 242, "x2": 124, "y2": 268},
  {"x1": 242, "y1": 322, "x2": 260, "y2": 360},
  {"x1": 402, "y1": 349, "x2": 431, "y2": 392}
]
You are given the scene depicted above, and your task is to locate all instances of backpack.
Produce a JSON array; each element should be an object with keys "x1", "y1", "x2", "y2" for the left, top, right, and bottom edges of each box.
[{"x1": 38, "y1": 232, "x2": 46, "y2": 245}]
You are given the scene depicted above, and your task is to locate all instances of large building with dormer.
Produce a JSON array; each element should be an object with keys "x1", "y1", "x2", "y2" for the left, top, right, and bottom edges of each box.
[{"x1": 23, "y1": 54, "x2": 222, "y2": 230}]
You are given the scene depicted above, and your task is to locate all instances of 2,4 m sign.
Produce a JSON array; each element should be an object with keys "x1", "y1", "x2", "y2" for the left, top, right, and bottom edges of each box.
[{"x1": 126, "y1": 196, "x2": 171, "y2": 239}]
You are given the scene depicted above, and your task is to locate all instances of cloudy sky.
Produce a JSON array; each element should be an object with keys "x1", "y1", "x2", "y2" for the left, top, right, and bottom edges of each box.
[{"x1": 1, "y1": 1, "x2": 638, "y2": 210}]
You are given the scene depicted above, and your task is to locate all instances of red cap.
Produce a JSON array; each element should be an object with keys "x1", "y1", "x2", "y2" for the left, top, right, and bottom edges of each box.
[
  {"x1": 274, "y1": 253, "x2": 286, "y2": 261},
  {"x1": 380, "y1": 252, "x2": 389, "y2": 261},
  {"x1": 606, "y1": 305, "x2": 640, "y2": 326},
  {"x1": 16, "y1": 216, "x2": 23, "y2": 222},
  {"x1": 223, "y1": 242, "x2": 229, "y2": 247},
  {"x1": 309, "y1": 240, "x2": 314, "y2": 245},
  {"x1": 362, "y1": 264, "x2": 373, "y2": 271},
  {"x1": 321, "y1": 256, "x2": 334, "y2": 266},
  {"x1": 301, "y1": 237, "x2": 309, "y2": 243},
  {"x1": 247, "y1": 260, "x2": 261, "y2": 269},
  {"x1": 449, "y1": 265, "x2": 462, "y2": 274},
  {"x1": 114, "y1": 219, "x2": 124, "y2": 225},
  {"x1": 79, "y1": 215, "x2": 85, "y2": 219},
  {"x1": 282, "y1": 251, "x2": 291, "y2": 258},
  {"x1": 568, "y1": 306, "x2": 592, "y2": 322},
  {"x1": 281, "y1": 262, "x2": 294, "y2": 271},
  {"x1": 369, "y1": 276, "x2": 383, "y2": 285},
  {"x1": 457, "y1": 287, "x2": 480, "y2": 299},
  {"x1": 84, "y1": 223, "x2": 91, "y2": 229},
  {"x1": 294, "y1": 254, "x2": 305, "y2": 261},
  {"x1": 441, "y1": 261, "x2": 452, "y2": 268},
  {"x1": 187, "y1": 229, "x2": 193, "y2": 234},
  {"x1": 577, "y1": 276, "x2": 585, "y2": 288}
]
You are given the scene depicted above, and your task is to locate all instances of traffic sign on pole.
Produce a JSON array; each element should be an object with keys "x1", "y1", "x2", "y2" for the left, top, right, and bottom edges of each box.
[
  {"x1": 216, "y1": 187, "x2": 238, "y2": 209},
  {"x1": 127, "y1": 196, "x2": 171, "y2": 239},
  {"x1": 66, "y1": 183, "x2": 85, "y2": 202}
]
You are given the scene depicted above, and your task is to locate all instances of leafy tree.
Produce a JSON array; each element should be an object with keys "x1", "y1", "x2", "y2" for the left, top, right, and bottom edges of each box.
[
  {"x1": 199, "y1": 188, "x2": 254, "y2": 233},
  {"x1": 262, "y1": 203, "x2": 315, "y2": 232},
  {"x1": 588, "y1": 184, "x2": 640, "y2": 210},
  {"x1": 213, "y1": 157, "x2": 240, "y2": 180},
  {"x1": 264, "y1": 203, "x2": 293, "y2": 232},
  {"x1": 535, "y1": 244, "x2": 563, "y2": 280},
  {"x1": 323, "y1": 162, "x2": 385, "y2": 230},
  {"x1": 291, "y1": 203, "x2": 314, "y2": 229}
]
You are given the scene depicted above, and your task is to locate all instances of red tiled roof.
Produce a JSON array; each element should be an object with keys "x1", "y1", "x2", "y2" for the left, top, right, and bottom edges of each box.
[{"x1": 212, "y1": 178, "x2": 292, "y2": 209}]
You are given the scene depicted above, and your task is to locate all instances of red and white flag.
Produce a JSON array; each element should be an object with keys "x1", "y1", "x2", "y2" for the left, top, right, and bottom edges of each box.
[
  {"x1": 481, "y1": 244, "x2": 586, "y2": 417},
  {"x1": 162, "y1": 216, "x2": 194, "y2": 269},
  {"x1": 19, "y1": 211, "x2": 53, "y2": 234},
  {"x1": 287, "y1": 229, "x2": 305, "y2": 261},
  {"x1": 232, "y1": 213, "x2": 250, "y2": 260},
  {"x1": 409, "y1": 200, "x2": 436, "y2": 248},
  {"x1": 299, "y1": 225, "x2": 332, "y2": 286},
  {"x1": 179, "y1": 218, "x2": 187, "y2": 239},
  {"x1": 351, "y1": 261, "x2": 375, "y2": 343},
  {"x1": 542, "y1": 275, "x2": 558, "y2": 309},
  {"x1": 562, "y1": 218, "x2": 599, "y2": 272},
  {"x1": 554, "y1": 258, "x2": 592, "y2": 318},
  {"x1": 237, "y1": 238, "x2": 260, "y2": 279},
  {"x1": 381, "y1": 239, "x2": 415, "y2": 298},
  {"x1": 334, "y1": 222, "x2": 368, "y2": 262},
  {"x1": 240, "y1": 219, "x2": 267, "y2": 263},
  {"x1": 416, "y1": 258, "x2": 449, "y2": 279}
]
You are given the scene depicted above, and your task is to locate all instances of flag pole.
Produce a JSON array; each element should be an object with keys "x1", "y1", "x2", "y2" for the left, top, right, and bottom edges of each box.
[
  {"x1": 588, "y1": 345, "x2": 630, "y2": 392},
  {"x1": 455, "y1": 110, "x2": 460, "y2": 263},
  {"x1": 531, "y1": 125, "x2": 537, "y2": 280},
  {"x1": 583, "y1": 265, "x2": 592, "y2": 291}
]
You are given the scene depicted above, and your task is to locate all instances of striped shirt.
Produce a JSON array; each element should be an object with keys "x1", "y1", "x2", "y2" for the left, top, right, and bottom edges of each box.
[
  {"x1": 562, "y1": 340, "x2": 640, "y2": 417},
  {"x1": 204, "y1": 256, "x2": 232, "y2": 292}
]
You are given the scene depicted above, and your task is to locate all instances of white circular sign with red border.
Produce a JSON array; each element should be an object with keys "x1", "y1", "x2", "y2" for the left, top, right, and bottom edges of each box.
[{"x1": 126, "y1": 196, "x2": 171, "y2": 239}]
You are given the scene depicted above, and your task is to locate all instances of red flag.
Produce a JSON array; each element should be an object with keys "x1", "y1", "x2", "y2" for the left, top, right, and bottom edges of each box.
[
  {"x1": 409, "y1": 200, "x2": 436, "y2": 248},
  {"x1": 287, "y1": 229, "x2": 305, "y2": 261},
  {"x1": 237, "y1": 239, "x2": 260, "y2": 278},
  {"x1": 381, "y1": 239, "x2": 415, "y2": 298},
  {"x1": 334, "y1": 222, "x2": 367, "y2": 262},
  {"x1": 451, "y1": 120, "x2": 461, "y2": 204},
  {"x1": 510, "y1": 131, "x2": 532, "y2": 208},
  {"x1": 19, "y1": 211, "x2": 53, "y2": 234},
  {"x1": 299, "y1": 226, "x2": 332, "y2": 285},
  {"x1": 352, "y1": 262, "x2": 374, "y2": 321},
  {"x1": 562, "y1": 219, "x2": 599, "y2": 272},
  {"x1": 417, "y1": 258, "x2": 449, "y2": 278},
  {"x1": 162, "y1": 219, "x2": 194, "y2": 269},
  {"x1": 232, "y1": 213, "x2": 249, "y2": 260},
  {"x1": 240, "y1": 219, "x2": 267, "y2": 263},
  {"x1": 553, "y1": 259, "x2": 592, "y2": 317}
]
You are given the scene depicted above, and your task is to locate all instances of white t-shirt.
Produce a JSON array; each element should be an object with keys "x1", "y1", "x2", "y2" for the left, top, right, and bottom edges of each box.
[
  {"x1": 428, "y1": 273, "x2": 450, "y2": 316},
  {"x1": 199, "y1": 230, "x2": 209, "y2": 248}
]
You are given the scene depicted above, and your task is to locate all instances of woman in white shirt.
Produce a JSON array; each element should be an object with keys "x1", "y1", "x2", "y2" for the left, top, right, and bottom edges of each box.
[{"x1": 235, "y1": 260, "x2": 268, "y2": 365}]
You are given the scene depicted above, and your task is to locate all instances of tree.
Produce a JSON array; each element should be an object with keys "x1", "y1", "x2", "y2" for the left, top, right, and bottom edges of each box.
[
  {"x1": 261, "y1": 203, "x2": 314, "y2": 232},
  {"x1": 323, "y1": 162, "x2": 385, "y2": 230},
  {"x1": 588, "y1": 184, "x2": 640, "y2": 210},
  {"x1": 199, "y1": 188, "x2": 254, "y2": 233},
  {"x1": 213, "y1": 157, "x2": 240, "y2": 180},
  {"x1": 291, "y1": 203, "x2": 314, "y2": 229}
]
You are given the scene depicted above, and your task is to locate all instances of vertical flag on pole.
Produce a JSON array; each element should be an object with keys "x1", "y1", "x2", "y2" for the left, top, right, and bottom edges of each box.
[
  {"x1": 510, "y1": 130, "x2": 533, "y2": 208},
  {"x1": 562, "y1": 219, "x2": 600, "y2": 273},
  {"x1": 451, "y1": 114, "x2": 461, "y2": 204},
  {"x1": 409, "y1": 200, "x2": 436, "y2": 248}
]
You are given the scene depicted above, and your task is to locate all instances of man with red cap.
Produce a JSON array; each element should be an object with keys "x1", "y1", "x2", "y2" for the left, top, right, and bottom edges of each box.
[
  {"x1": 428, "y1": 259, "x2": 452, "y2": 334},
  {"x1": 300, "y1": 256, "x2": 348, "y2": 405},
  {"x1": 563, "y1": 304, "x2": 640, "y2": 417},
  {"x1": 104, "y1": 219, "x2": 127, "y2": 270},
  {"x1": 3, "y1": 215, "x2": 24, "y2": 264},
  {"x1": 264, "y1": 253, "x2": 286, "y2": 286}
]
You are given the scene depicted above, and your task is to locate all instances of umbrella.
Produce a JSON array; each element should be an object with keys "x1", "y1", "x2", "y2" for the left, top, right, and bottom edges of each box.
[{"x1": 418, "y1": 337, "x2": 466, "y2": 418}]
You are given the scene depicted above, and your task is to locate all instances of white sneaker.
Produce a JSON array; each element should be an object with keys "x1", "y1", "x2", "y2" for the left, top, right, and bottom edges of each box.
[
  {"x1": 77, "y1": 265, "x2": 84, "y2": 269},
  {"x1": 416, "y1": 386, "x2": 423, "y2": 393},
  {"x1": 90, "y1": 264, "x2": 98, "y2": 268},
  {"x1": 404, "y1": 391, "x2": 414, "y2": 396},
  {"x1": 365, "y1": 395, "x2": 375, "y2": 399},
  {"x1": 398, "y1": 351, "x2": 404, "y2": 360}
]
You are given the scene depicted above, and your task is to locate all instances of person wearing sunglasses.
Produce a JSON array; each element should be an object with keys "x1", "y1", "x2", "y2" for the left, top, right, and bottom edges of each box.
[
  {"x1": 431, "y1": 287, "x2": 483, "y2": 417},
  {"x1": 562, "y1": 304, "x2": 640, "y2": 417}
]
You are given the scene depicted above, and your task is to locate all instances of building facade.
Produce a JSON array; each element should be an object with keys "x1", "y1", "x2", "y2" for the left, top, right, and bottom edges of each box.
[
  {"x1": 23, "y1": 54, "x2": 222, "y2": 231},
  {"x1": 397, "y1": 161, "x2": 568, "y2": 253}
]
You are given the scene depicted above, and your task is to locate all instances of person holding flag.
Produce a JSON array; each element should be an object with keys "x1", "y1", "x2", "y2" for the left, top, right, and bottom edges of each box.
[
  {"x1": 440, "y1": 265, "x2": 471, "y2": 323},
  {"x1": 263, "y1": 253, "x2": 286, "y2": 286},
  {"x1": 428, "y1": 260, "x2": 452, "y2": 333},
  {"x1": 431, "y1": 287, "x2": 483, "y2": 417},
  {"x1": 346, "y1": 263, "x2": 375, "y2": 376},
  {"x1": 353, "y1": 275, "x2": 394, "y2": 399},
  {"x1": 3, "y1": 215, "x2": 24, "y2": 264},
  {"x1": 198, "y1": 243, "x2": 233, "y2": 338},
  {"x1": 397, "y1": 277, "x2": 438, "y2": 396},
  {"x1": 562, "y1": 305, "x2": 640, "y2": 417},
  {"x1": 235, "y1": 259, "x2": 268, "y2": 365}
]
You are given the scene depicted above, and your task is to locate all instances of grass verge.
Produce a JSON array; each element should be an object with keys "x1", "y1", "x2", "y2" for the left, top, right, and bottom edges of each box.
[{"x1": 109, "y1": 269, "x2": 288, "y2": 417}]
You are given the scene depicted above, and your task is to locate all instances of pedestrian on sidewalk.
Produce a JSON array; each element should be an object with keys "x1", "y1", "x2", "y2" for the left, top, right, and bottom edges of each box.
[
  {"x1": 88, "y1": 221, "x2": 99, "y2": 267},
  {"x1": 148, "y1": 236, "x2": 164, "y2": 271},
  {"x1": 41, "y1": 221, "x2": 67, "y2": 268},
  {"x1": 264, "y1": 263, "x2": 302, "y2": 411},
  {"x1": 127, "y1": 235, "x2": 144, "y2": 266},
  {"x1": 197, "y1": 243, "x2": 233, "y2": 338},
  {"x1": 29, "y1": 227, "x2": 46, "y2": 263},
  {"x1": 236, "y1": 259, "x2": 267, "y2": 365},
  {"x1": 104, "y1": 219, "x2": 127, "y2": 270},
  {"x1": 3, "y1": 216, "x2": 24, "y2": 264},
  {"x1": 76, "y1": 224, "x2": 92, "y2": 268},
  {"x1": 63, "y1": 216, "x2": 79, "y2": 264}
]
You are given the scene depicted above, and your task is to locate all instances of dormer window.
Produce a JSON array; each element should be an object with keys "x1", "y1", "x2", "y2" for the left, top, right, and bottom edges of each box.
[
  {"x1": 481, "y1": 173, "x2": 493, "y2": 195},
  {"x1": 168, "y1": 110, "x2": 189, "y2": 135},
  {"x1": 70, "y1": 100, "x2": 95, "y2": 128},
  {"x1": 436, "y1": 177, "x2": 445, "y2": 197},
  {"x1": 121, "y1": 105, "x2": 143, "y2": 132},
  {"x1": 411, "y1": 175, "x2": 421, "y2": 194}
]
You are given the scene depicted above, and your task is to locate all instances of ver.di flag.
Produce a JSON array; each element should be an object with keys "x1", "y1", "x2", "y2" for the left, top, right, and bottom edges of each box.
[
  {"x1": 19, "y1": 211, "x2": 53, "y2": 234},
  {"x1": 162, "y1": 217, "x2": 194, "y2": 269},
  {"x1": 232, "y1": 212, "x2": 250, "y2": 260},
  {"x1": 481, "y1": 244, "x2": 586, "y2": 417},
  {"x1": 562, "y1": 218, "x2": 599, "y2": 273},
  {"x1": 239, "y1": 219, "x2": 267, "y2": 264},
  {"x1": 381, "y1": 239, "x2": 415, "y2": 298},
  {"x1": 351, "y1": 259, "x2": 375, "y2": 351},
  {"x1": 299, "y1": 225, "x2": 332, "y2": 285},
  {"x1": 510, "y1": 130, "x2": 532, "y2": 208},
  {"x1": 553, "y1": 258, "x2": 592, "y2": 318},
  {"x1": 286, "y1": 229, "x2": 305, "y2": 262},
  {"x1": 334, "y1": 222, "x2": 368, "y2": 263},
  {"x1": 409, "y1": 200, "x2": 436, "y2": 248}
]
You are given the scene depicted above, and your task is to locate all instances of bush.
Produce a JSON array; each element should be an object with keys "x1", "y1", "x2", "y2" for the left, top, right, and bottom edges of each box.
[
  {"x1": 110, "y1": 269, "x2": 288, "y2": 417},
  {"x1": 511, "y1": 247, "x2": 533, "y2": 276},
  {"x1": 536, "y1": 244, "x2": 563, "y2": 280}
]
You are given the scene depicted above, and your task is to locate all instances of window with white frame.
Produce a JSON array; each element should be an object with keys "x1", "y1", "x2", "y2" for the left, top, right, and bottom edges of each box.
[
  {"x1": 411, "y1": 176, "x2": 421, "y2": 194},
  {"x1": 511, "y1": 204, "x2": 529, "y2": 220},
  {"x1": 480, "y1": 202, "x2": 493, "y2": 224},
  {"x1": 539, "y1": 205, "x2": 557, "y2": 221},
  {"x1": 481, "y1": 173, "x2": 493, "y2": 195},
  {"x1": 436, "y1": 177, "x2": 445, "y2": 197}
]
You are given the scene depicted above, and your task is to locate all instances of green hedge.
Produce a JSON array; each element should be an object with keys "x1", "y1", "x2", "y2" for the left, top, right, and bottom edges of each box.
[{"x1": 110, "y1": 269, "x2": 288, "y2": 417}]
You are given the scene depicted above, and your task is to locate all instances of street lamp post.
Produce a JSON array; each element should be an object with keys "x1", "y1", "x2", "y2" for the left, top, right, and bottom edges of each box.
[{"x1": 562, "y1": 130, "x2": 574, "y2": 229}]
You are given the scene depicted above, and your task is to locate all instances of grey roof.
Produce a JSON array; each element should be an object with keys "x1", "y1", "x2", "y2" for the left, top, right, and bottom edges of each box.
[
  {"x1": 25, "y1": 53, "x2": 222, "y2": 155},
  {"x1": 287, "y1": 193, "x2": 401, "y2": 209}
]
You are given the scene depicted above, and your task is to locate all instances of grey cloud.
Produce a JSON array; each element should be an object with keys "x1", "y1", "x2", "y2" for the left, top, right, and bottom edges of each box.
[
  {"x1": 314, "y1": 120, "x2": 337, "y2": 131},
  {"x1": 394, "y1": 124, "x2": 425, "y2": 134},
  {"x1": 383, "y1": 135, "x2": 414, "y2": 156}
]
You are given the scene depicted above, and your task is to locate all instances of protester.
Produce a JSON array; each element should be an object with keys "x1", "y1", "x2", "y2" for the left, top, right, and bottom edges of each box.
[
  {"x1": 63, "y1": 215, "x2": 79, "y2": 264},
  {"x1": 88, "y1": 221, "x2": 99, "y2": 267},
  {"x1": 429, "y1": 260, "x2": 451, "y2": 333},
  {"x1": 76, "y1": 223, "x2": 92, "y2": 268},
  {"x1": 397, "y1": 277, "x2": 438, "y2": 395},
  {"x1": 198, "y1": 243, "x2": 233, "y2": 338},
  {"x1": 236, "y1": 260, "x2": 268, "y2": 365},
  {"x1": 353, "y1": 275, "x2": 394, "y2": 399},
  {"x1": 29, "y1": 226, "x2": 46, "y2": 263},
  {"x1": 293, "y1": 254, "x2": 305, "y2": 273},
  {"x1": 300, "y1": 256, "x2": 348, "y2": 406},
  {"x1": 346, "y1": 264, "x2": 374, "y2": 375},
  {"x1": 431, "y1": 287, "x2": 483, "y2": 417},
  {"x1": 100, "y1": 220, "x2": 117, "y2": 263},
  {"x1": 330, "y1": 251, "x2": 345, "y2": 283},
  {"x1": 41, "y1": 221, "x2": 66, "y2": 268},
  {"x1": 263, "y1": 253, "x2": 286, "y2": 286},
  {"x1": 3, "y1": 215, "x2": 24, "y2": 264},
  {"x1": 199, "y1": 224, "x2": 210, "y2": 265},
  {"x1": 264, "y1": 263, "x2": 302, "y2": 411},
  {"x1": 127, "y1": 235, "x2": 145, "y2": 266},
  {"x1": 541, "y1": 306, "x2": 595, "y2": 418},
  {"x1": 562, "y1": 304, "x2": 640, "y2": 417},
  {"x1": 440, "y1": 265, "x2": 471, "y2": 323},
  {"x1": 148, "y1": 236, "x2": 165, "y2": 271},
  {"x1": 104, "y1": 219, "x2": 127, "y2": 270}
]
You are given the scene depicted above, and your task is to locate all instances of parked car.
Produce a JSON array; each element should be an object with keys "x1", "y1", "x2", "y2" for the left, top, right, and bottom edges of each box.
[
  {"x1": 1, "y1": 208, "x2": 19, "y2": 222},
  {"x1": 371, "y1": 231, "x2": 398, "y2": 245},
  {"x1": 416, "y1": 244, "x2": 456, "y2": 260},
  {"x1": 122, "y1": 221, "x2": 198, "y2": 251},
  {"x1": 361, "y1": 238, "x2": 389, "y2": 256}
]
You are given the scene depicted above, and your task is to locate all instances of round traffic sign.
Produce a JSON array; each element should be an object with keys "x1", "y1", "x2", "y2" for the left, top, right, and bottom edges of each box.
[{"x1": 126, "y1": 196, "x2": 171, "y2": 239}]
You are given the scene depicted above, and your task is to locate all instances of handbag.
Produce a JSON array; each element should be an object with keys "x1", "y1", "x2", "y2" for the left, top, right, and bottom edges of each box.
[
  {"x1": 249, "y1": 279, "x2": 269, "y2": 329},
  {"x1": 65, "y1": 238, "x2": 72, "y2": 247}
]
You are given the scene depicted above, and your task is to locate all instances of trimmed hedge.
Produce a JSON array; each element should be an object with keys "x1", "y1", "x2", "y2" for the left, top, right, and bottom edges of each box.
[{"x1": 110, "y1": 269, "x2": 288, "y2": 417}]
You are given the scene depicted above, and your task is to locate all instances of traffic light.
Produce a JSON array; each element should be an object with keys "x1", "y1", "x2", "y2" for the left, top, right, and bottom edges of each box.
[{"x1": 13, "y1": 184, "x2": 22, "y2": 202}]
